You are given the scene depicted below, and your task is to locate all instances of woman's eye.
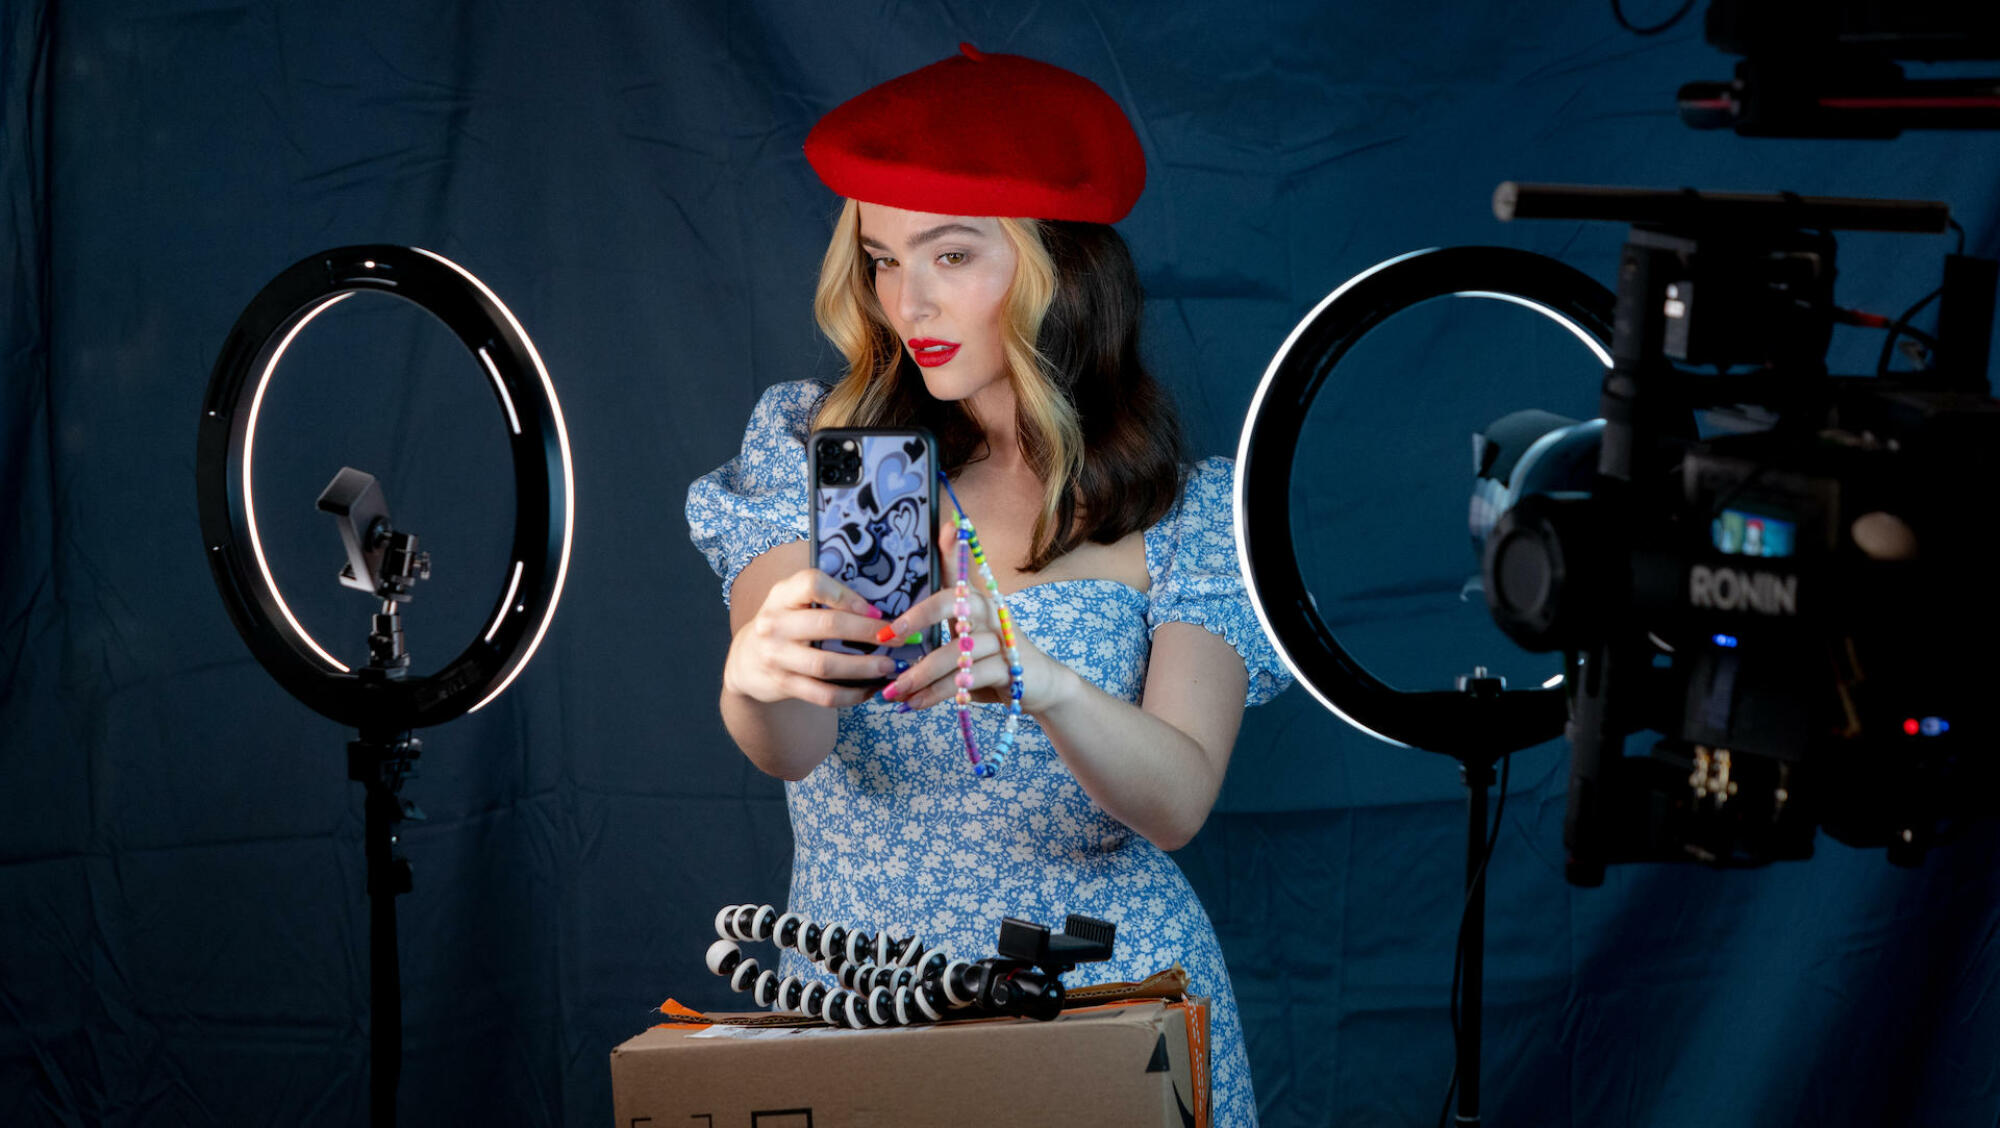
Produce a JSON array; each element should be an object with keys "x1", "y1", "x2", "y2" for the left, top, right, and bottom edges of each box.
[
  {"x1": 939, "y1": 252, "x2": 968, "y2": 266},
  {"x1": 870, "y1": 255, "x2": 897, "y2": 269}
]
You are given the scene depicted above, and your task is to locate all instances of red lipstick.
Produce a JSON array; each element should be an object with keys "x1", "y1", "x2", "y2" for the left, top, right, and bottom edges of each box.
[{"x1": 908, "y1": 338, "x2": 961, "y2": 368}]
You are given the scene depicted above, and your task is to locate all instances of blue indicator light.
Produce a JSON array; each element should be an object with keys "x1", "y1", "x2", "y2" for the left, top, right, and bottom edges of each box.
[
  {"x1": 1711, "y1": 633, "x2": 1739, "y2": 648},
  {"x1": 1921, "y1": 717, "x2": 1950, "y2": 737}
]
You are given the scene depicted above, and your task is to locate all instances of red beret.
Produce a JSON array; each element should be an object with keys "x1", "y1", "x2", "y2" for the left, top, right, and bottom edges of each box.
[{"x1": 804, "y1": 44, "x2": 1146, "y2": 224}]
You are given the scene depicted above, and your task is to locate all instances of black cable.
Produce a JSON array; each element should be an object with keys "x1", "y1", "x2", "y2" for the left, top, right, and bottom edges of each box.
[
  {"x1": 1611, "y1": 0, "x2": 1696, "y2": 36},
  {"x1": 1438, "y1": 751, "x2": 1513, "y2": 1128},
  {"x1": 1436, "y1": 1061, "x2": 1459, "y2": 1128},
  {"x1": 1888, "y1": 322, "x2": 1940, "y2": 353},
  {"x1": 1869, "y1": 220, "x2": 1966, "y2": 379},
  {"x1": 1875, "y1": 286, "x2": 1943, "y2": 379}
]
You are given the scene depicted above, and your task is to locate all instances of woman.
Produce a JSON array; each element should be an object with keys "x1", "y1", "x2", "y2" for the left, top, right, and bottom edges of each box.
[{"x1": 687, "y1": 45, "x2": 1289, "y2": 1126}]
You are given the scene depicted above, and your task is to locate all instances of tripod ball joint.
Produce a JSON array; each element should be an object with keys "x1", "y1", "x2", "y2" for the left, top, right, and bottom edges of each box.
[
  {"x1": 916, "y1": 949, "x2": 948, "y2": 981},
  {"x1": 713, "y1": 903, "x2": 774, "y2": 942},
  {"x1": 705, "y1": 939, "x2": 743, "y2": 977},
  {"x1": 752, "y1": 969, "x2": 781, "y2": 1007},
  {"x1": 825, "y1": 952, "x2": 859, "y2": 990},
  {"x1": 914, "y1": 979, "x2": 948, "y2": 1020},
  {"x1": 822, "y1": 924, "x2": 849, "y2": 962},
  {"x1": 822, "y1": 988, "x2": 871, "y2": 1029},
  {"x1": 868, "y1": 986, "x2": 896, "y2": 1026},
  {"x1": 775, "y1": 911, "x2": 805, "y2": 949},
  {"x1": 799, "y1": 979, "x2": 831, "y2": 1018},
  {"x1": 942, "y1": 959, "x2": 978, "y2": 1008},
  {"x1": 705, "y1": 939, "x2": 765, "y2": 994}
]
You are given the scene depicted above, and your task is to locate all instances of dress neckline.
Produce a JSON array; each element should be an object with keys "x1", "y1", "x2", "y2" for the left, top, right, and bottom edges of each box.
[{"x1": 999, "y1": 576, "x2": 1150, "y2": 603}]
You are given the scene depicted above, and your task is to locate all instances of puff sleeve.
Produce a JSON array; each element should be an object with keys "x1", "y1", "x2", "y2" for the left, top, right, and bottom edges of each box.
[
  {"x1": 685, "y1": 381, "x2": 825, "y2": 607},
  {"x1": 1143, "y1": 456, "x2": 1293, "y2": 707}
]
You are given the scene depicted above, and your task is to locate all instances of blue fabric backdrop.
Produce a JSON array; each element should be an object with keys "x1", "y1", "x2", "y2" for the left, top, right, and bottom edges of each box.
[{"x1": 3, "y1": 2, "x2": 1997, "y2": 1125}]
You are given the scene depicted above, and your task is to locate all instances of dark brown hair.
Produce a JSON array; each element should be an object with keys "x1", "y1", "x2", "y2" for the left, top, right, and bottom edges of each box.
[{"x1": 1023, "y1": 220, "x2": 1183, "y2": 566}]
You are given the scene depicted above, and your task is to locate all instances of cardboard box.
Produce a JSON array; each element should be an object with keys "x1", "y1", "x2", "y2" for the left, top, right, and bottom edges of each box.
[{"x1": 610, "y1": 998, "x2": 1209, "y2": 1128}]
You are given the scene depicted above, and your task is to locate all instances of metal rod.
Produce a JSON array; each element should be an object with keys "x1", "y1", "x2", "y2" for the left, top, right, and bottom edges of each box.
[
  {"x1": 1457, "y1": 760, "x2": 1494, "y2": 1127},
  {"x1": 1494, "y1": 181, "x2": 1950, "y2": 233},
  {"x1": 365, "y1": 781, "x2": 402, "y2": 1128}
]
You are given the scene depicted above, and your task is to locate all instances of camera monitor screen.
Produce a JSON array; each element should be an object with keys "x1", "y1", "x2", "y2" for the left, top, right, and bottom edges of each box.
[{"x1": 1711, "y1": 508, "x2": 1795, "y2": 558}]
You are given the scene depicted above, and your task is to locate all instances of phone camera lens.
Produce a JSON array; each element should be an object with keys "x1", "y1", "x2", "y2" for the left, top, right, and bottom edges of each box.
[{"x1": 816, "y1": 436, "x2": 869, "y2": 485}]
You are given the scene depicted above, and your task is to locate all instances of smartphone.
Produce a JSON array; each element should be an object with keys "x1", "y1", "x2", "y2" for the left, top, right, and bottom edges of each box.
[{"x1": 808, "y1": 426, "x2": 943, "y2": 684}]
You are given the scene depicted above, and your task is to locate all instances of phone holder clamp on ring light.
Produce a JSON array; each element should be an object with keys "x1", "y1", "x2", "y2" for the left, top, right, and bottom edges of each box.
[
  {"x1": 194, "y1": 245, "x2": 575, "y2": 1127},
  {"x1": 1232, "y1": 244, "x2": 1615, "y2": 1128}
]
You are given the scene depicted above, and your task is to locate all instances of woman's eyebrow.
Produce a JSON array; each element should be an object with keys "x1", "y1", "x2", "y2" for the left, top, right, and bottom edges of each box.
[{"x1": 859, "y1": 222, "x2": 990, "y2": 251}]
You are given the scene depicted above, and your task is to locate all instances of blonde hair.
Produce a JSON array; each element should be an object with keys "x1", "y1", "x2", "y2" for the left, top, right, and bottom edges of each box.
[{"x1": 812, "y1": 199, "x2": 1085, "y2": 569}]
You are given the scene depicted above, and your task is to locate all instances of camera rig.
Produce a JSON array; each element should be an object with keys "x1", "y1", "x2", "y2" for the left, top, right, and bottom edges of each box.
[
  {"x1": 1233, "y1": 181, "x2": 2000, "y2": 1128},
  {"x1": 1234, "y1": 9, "x2": 2000, "y2": 1125},
  {"x1": 1483, "y1": 183, "x2": 2000, "y2": 883}
]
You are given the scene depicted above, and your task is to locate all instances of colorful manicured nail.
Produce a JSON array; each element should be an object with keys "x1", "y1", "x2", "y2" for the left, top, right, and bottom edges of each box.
[
  {"x1": 881, "y1": 681, "x2": 902, "y2": 701},
  {"x1": 904, "y1": 631, "x2": 925, "y2": 645},
  {"x1": 894, "y1": 701, "x2": 912, "y2": 714},
  {"x1": 862, "y1": 604, "x2": 884, "y2": 620},
  {"x1": 894, "y1": 660, "x2": 910, "y2": 673},
  {"x1": 876, "y1": 624, "x2": 899, "y2": 643}
]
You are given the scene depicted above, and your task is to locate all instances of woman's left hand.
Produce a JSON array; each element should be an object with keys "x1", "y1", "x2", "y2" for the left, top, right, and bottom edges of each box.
[{"x1": 875, "y1": 521, "x2": 1079, "y2": 714}]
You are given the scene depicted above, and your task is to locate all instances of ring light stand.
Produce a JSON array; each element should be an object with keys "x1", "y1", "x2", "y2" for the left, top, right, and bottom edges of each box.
[
  {"x1": 1234, "y1": 246, "x2": 1615, "y2": 1126},
  {"x1": 195, "y1": 246, "x2": 575, "y2": 1126}
]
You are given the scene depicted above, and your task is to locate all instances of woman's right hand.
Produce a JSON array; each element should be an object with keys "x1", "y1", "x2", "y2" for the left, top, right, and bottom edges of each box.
[{"x1": 723, "y1": 568, "x2": 898, "y2": 708}]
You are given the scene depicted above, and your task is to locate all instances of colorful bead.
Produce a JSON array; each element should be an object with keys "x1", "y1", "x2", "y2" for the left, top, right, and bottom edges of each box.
[{"x1": 937, "y1": 471, "x2": 1027, "y2": 778}]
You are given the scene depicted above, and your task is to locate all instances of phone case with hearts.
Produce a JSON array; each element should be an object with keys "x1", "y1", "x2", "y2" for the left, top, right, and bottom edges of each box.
[{"x1": 808, "y1": 427, "x2": 943, "y2": 683}]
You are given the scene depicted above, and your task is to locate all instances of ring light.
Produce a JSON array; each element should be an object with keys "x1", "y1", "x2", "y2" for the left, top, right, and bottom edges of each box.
[
  {"x1": 196, "y1": 245, "x2": 574, "y2": 732},
  {"x1": 1234, "y1": 245, "x2": 1615, "y2": 757}
]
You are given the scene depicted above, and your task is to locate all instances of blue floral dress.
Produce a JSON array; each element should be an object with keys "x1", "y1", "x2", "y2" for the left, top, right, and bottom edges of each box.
[{"x1": 687, "y1": 381, "x2": 1290, "y2": 1126}]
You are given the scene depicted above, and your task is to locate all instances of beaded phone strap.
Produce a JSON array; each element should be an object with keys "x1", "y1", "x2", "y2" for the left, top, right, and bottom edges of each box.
[{"x1": 937, "y1": 473, "x2": 1024, "y2": 777}]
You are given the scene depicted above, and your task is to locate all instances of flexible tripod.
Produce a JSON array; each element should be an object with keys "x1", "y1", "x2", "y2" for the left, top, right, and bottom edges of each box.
[{"x1": 705, "y1": 905, "x2": 1116, "y2": 1027}]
